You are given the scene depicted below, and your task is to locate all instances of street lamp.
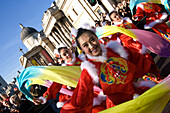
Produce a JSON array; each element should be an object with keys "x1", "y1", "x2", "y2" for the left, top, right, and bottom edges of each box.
[
  {"x1": 19, "y1": 47, "x2": 25, "y2": 54},
  {"x1": 19, "y1": 47, "x2": 33, "y2": 66}
]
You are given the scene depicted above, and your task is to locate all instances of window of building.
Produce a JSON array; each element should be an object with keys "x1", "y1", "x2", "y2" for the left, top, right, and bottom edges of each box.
[
  {"x1": 27, "y1": 40, "x2": 32, "y2": 46},
  {"x1": 68, "y1": 15, "x2": 73, "y2": 22},
  {"x1": 72, "y1": 8, "x2": 78, "y2": 16},
  {"x1": 95, "y1": 6, "x2": 102, "y2": 16}
]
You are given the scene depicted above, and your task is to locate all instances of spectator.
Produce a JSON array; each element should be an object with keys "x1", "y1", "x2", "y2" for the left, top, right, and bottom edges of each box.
[{"x1": 10, "y1": 95, "x2": 34, "y2": 113}]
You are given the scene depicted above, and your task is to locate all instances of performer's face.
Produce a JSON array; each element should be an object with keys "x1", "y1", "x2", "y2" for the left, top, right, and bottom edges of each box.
[
  {"x1": 78, "y1": 32, "x2": 102, "y2": 56},
  {"x1": 60, "y1": 48, "x2": 73, "y2": 63},
  {"x1": 110, "y1": 12, "x2": 121, "y2": 22}
]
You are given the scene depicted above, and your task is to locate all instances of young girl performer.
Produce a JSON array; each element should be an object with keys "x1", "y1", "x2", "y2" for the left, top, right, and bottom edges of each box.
[
  {"x1": 56, "y1": 44, "x2": 106, "y2": 112},
  {"x1": 42, "y1": 44, "x2": 106, "y2": 112},
  {"x1": 60, "y1": 28, "x2": 161, "y2": 112},
  {"x1": 98, "y1": 10, "x2": 147, "y2": 56},
  {"x1": 41, "y1": 44, "x2": 84, "y2": 108},
  {"x1": 54, "y1": 44, "x2": 83, "y2": 66},
  {"x1": 133, "y1": 2, "x2": 170, "y2": 42}
]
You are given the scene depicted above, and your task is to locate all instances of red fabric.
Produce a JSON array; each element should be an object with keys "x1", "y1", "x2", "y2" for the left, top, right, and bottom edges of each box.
[
  {"x1": 152, "y1": 23, "x2": 170, "y2": 42},
  {"x1": 134, "y1": 3, "x2": 162, "y2": 23},
  {"x1": 119, "y1": 34, "x2": 142, "y2": 53},
  {"x1": 61, "y1": 69, "x2": 94, "y2": 113},
  {"x1": 106, "y1": 97, "x2": 116, "y2": 108},
  {"x1": 117, "y1": 19, "x2": 138, "y2": 29},
  {"x1": 61, "y1": 46, "x2": 158, "y2": 112},
  {"x1": 43, "y1": 83, "x2": 75, "y2": 104},
  {"x1": 92, "y1": 102, "x2": 106, "y2": 113},
  {"x1": 59, "y1": 85, "x2": 75, "y2": 103},
  {"x1": 43, "y1": 82, "x2": 62, "y2": 101},
  {"x1": 134, "y1": 86, "x2": 150, "y2": 95},
  {"x1": 109, "y1": 33, "x2": 119, "y2": 41},
  {"x1": 66, "y1": 57, "x2": 82, "y2": 66},
  {"x1": 99, "y1": 34, "x2": 118, "y2": 45}
]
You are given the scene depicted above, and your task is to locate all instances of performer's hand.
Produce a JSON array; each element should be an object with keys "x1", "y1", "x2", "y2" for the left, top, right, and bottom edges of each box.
[
  {"x1": 132, "y1": 16, "x2": 138, "y2": 21},
  {"x1": 33, "y1": 98, "x2": 43, "y2": 105},
  {"x1": 155, "y1": 12, "x2": 158, "y2": 18}
]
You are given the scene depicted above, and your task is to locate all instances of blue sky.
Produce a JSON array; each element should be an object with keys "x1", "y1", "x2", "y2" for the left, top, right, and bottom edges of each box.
[{"x1": 0, "y1": 0, "x2": 54, "y2": 83}]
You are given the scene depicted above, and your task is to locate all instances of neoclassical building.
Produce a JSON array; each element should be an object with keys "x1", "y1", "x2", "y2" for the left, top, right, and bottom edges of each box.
[
  {"x1": 43, "y1": 0, "x2": 114, "y2": 29},
  {"x1": 19, "y1": 24, "x2": 55, "y2": 68},
  {"x1": 19, "y1": 0, "x2": 115, "y2": 68}
]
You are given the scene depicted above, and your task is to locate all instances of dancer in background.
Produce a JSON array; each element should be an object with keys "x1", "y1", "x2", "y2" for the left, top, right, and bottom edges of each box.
[{"x1": 133, "y1": 2, "x2": 170, "y2": 42}]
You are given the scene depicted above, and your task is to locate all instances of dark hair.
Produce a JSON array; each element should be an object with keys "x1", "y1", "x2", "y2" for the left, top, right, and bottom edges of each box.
[
  {"x1": 58, "y1": 47, "x2": 68, "y2": 54},
  {"x1": 95, "y1": 20, "x2": 102, "y2": 27},
  {"x1": 75, "y1": 28, "x2": 96, "y2": 50},
  {"x1": 109, "y1": 10, "x2": 118, "y2": 21}
]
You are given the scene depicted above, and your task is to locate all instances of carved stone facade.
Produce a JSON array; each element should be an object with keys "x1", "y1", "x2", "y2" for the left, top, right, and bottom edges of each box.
[
  {"x1": 54, "y1": 0, "x2": 114, "y2": 28},
  {"x1": 19, "y1": 25, "x2": 56, "y2": 68},
  {"x1": 19, "y1": 0, "x2": 115, "y2": 68},
  {"x1": 42, "y1": 5, "x2": 74, "y2": 48},
  {"x1": 41, "y1": 0, "x2": 114, "y2": 49},
  {"x1": 19, "y1": 45, "x2": 54, "y2": 68}
]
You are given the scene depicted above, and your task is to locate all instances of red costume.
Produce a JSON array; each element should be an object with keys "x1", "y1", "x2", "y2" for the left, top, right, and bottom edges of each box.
[
  {"x1": 114, "y1": 17, "x2": 148, "y2": 54},
  {"x1": 62, "y1": 53, "x2": 84, "y2": 66},
  {"x1": 64, "y1": 54, "x2": 107, "y2": 112},
  {"x1": 43, "y1": 82, "x2": 75, "y2": 108},
  {"x1": 43, "y1": 55, "x2": 84, "y2": 108},
  {"x1": 99, "y1": 17, "x2": 159, "y2": 73},
  {"x1": 133, "y1": 2, "x2": 169, "y2": 33},
  {"x1": 61, "y1": 41, "x2": 160, "y2": 112},
  {"x1": 99, "y1": 17, "x2": 147, "y2": 54},
  {"x1": 114, "y1": 17, "x2": 138, "y2": 29},
  {"x1": 44, "y1": 54, "x2": 106, "y2": 111},
  {"x1": 43, "y1": 82, "x2": 62, "y2": 101}
]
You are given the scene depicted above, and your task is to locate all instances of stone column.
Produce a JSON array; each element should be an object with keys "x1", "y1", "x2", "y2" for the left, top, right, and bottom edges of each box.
[
  {"x1": 57, "y1": 21, "x2": 73, "y2": 45},
  {"x1": 51, "y1": 30, "x2": 63, "y2": 45},
  {"x1": 59, "y1": 19, "x2": 70, "y2": 37},
  {"x1": 49, "y1": 33, "x2": 60, "y2": 45},
  {"x1": 54, "y1": 24, "x2": 72, "y2": 47}
]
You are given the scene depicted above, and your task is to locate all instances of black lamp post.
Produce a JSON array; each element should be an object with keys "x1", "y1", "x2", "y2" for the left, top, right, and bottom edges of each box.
[{"x1": 19, "y1": 47, "x2": 33, "y2": 66}]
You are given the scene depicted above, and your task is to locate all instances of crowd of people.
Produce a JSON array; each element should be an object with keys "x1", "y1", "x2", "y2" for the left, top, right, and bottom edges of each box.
[
  {"x1": 1, "y1": 0, "x2": 170, "y2": 113},
  {"x1": 0, "y1": 88, "x2": 31, "y2": 113}
]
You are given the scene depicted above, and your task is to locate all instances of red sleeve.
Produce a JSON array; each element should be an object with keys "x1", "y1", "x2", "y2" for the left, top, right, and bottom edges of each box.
[
  {"x1": 119, "y1": 34, "x2": 142, "y2": 53},
  {"x1": 61, "y1": 69, "x2": 94, "y2": 113},
  {"x1": 110, "y1": 34, "x2": 118, "y2": 41},
  {"x1": 154, "y1": 3, "x2": 161, "y2": 12},
  {"x1": 134, "y1": 5, "x2": 145, "y2": 21},
  {"x1": 59, "y1": 85, "x2": 74, "y2": 102},
  {"x1": 43, "y1": 82, "x2": 62, "y2": 101},
  {"x1": 126, "y1": 48, "x2": 153, "y2": 78}
]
